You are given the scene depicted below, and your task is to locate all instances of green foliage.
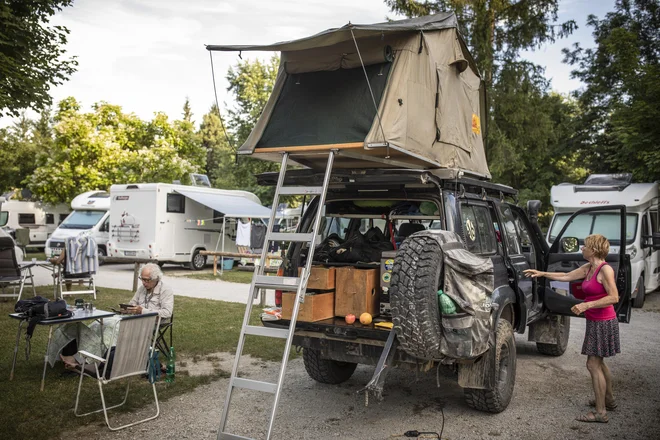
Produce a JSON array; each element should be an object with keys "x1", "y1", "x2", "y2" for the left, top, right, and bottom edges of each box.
[
  {"x1": 0, "y1": 0, "x2": 78, "y2": 117},
  {"x1": 27, "y1": 98, "x2": 206, "y2": 204},
  {"x1": 563, "y1": 0, "x2": 660, "y2": 182}
]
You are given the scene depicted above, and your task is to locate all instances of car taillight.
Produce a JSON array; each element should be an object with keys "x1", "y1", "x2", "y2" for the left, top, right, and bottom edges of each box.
[{"x1": 275, "y1": 266, "x2": 284, "y2": 307}]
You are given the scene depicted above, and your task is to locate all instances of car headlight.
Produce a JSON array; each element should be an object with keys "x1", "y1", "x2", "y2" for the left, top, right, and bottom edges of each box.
[{"x1": 627, "y1": 245, "x2": 637, "y2": 259}]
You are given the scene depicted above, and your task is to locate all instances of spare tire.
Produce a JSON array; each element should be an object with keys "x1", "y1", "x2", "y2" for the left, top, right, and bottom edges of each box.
[{"x1": 390, "y1": 235, "x2": 444, "y2": 360}]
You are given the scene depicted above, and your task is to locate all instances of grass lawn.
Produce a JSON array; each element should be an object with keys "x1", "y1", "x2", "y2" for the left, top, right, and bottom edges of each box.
[
  {"x1": 183, "y1": 268, "x2": 256, "y2": 284},
  {"x1": 1, "y1": 285, "x2": 293, "y2": 440},
  {"x1": 24, "y1": 249, "x2": 47, "y2": 261}
]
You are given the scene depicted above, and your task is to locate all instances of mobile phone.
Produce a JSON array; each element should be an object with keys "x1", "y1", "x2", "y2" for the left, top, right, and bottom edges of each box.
[{"x1": 119, "y1": 303, "x2": 132, "y2": 309}]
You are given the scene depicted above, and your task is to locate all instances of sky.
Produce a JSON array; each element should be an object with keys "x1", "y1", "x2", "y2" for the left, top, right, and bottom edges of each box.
[{"x1": 4, "y1": 0, "x2": 617, "y2": 127}]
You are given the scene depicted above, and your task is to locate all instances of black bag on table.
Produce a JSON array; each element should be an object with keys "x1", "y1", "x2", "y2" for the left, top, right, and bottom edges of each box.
[{"x1": 14, "y1": 297, "x2": 72, "y2": 358}]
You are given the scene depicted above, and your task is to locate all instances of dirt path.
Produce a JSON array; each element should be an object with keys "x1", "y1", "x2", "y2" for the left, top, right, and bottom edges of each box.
[{"x1": 65, "y1": 293, "x2": 660, "y2": 440}]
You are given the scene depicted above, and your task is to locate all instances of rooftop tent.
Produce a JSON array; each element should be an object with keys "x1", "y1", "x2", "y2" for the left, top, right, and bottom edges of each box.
[
  {"x1": 207, "y1": 13, "x2": 490, "y2": 179},
  {"x1": 173, "y1": 189, "x2": 271, "y2": 218}
]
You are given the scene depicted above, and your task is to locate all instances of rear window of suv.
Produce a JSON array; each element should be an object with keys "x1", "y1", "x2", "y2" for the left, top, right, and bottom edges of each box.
[{"x1": 460, "y1": 203, "x2": 498, "y2": 255}]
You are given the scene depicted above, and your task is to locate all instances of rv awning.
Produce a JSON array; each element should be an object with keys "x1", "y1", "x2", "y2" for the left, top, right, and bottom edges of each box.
[{"x1": 174, "y1": 189, "x2": 272, "y2": 218}]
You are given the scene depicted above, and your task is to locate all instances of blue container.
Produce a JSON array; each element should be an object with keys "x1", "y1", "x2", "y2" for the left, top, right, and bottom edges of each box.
[{"x1": 222, "y1": 258, "x2": 234, "y2": 270}]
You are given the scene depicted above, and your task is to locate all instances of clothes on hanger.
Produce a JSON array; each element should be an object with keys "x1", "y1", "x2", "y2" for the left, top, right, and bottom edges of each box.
[{"x1": 236, "y1": 219, "x2": 252, "y2": 247}]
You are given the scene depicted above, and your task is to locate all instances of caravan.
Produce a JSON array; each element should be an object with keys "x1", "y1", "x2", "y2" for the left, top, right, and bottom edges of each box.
[
  {"x1": 548, "y1": 174, "x2": 660, "y2": 307},
  {"x1": 45, "y1": 191, "x2": 111, "y2": 259},
  {"x1": 0, "y1": 191, "x2": 70, "y2": 249},
  {"x1": 107, "y1": 183, "x2": 271, "y2": 269}
]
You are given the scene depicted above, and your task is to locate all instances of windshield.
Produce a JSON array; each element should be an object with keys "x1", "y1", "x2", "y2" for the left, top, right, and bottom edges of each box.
[
  {"x1": 548, "y1": 212, "x2": 638, "y2": 245},
  {"x1": 59, "y1": 210, "x2": 105, "y2": 229},
  {"x1": 0, "y1": 211, "x2": 7, "y2": 227}
]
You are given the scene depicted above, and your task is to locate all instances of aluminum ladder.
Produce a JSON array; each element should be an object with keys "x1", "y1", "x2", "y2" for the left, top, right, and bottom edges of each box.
[{"x1": 217, "y1": 150, "x2": 335, "y2": 440}]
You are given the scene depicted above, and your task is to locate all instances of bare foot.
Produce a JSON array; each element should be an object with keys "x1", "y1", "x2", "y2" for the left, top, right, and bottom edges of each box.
[{"x1": 60, "y1": 354, "x2": 78, "y2": 368}]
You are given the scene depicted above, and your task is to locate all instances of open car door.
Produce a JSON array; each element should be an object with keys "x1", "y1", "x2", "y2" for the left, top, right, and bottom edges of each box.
[{"x1": 543, "y1": 205, "x2": 632, "y2": 323}]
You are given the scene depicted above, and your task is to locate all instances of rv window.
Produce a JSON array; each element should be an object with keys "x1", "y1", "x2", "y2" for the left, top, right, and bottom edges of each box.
[
  {"x1": 59, "y1": 213, "x2": 68, "y2": 224},
  {"x1": 45, "y1": 213, "x2": 55, "y2": 224},
  {"x1": 213, "y1": 210, "x2": 224, "y2": 224},
  {"x1": 548, "y1": 213, "x2": 638, "y2": 245},
  {"x1": 167, "y1": 194, "x2": 185, "y2": 213},
  {"x1": 642, "y1": 215, "x2": 649, "y2": 238},
  {"x1": 651, "y1": 211, "x2": 658, "y2": 234},
  {"x1": 18, "y1": 213, "x2": 36, "y2": 225},
  {"x1": 0, "y1": 211, "x2": 7, "y2": 227}
]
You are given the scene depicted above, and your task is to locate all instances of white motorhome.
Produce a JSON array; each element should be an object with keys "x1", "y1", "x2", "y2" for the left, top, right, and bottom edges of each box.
[
  {"x1": 547, "y1": 174, "x2": 659, "y2": 307},
  {"x1": 107, "y1": 183, "x2": 271, "y2": 269},
  {"x1": 45, "y1": 191, "x2": 111, "y2": 259},
  {"x1": 0, "y1": 191, "x2": 70, "y2": 248}
]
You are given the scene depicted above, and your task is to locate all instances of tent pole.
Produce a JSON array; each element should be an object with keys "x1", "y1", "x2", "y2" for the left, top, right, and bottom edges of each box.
[{"x1": 221, "y1": 218, "x2": 226, "y2": 275}]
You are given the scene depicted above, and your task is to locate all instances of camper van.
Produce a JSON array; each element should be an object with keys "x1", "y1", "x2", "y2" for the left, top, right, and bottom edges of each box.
[
  {"x1": 107, "y1": 183, "x2": 271, "y2": 270},
  {"x1": 0, "y1": 191, "x2": 70, "y2": 249},
  {"x1": 45, "y1": 191, "x2": 111, "y2": 259},
  {"x1": 548, "y1": 174, "x2": 660, "y2": 307}
]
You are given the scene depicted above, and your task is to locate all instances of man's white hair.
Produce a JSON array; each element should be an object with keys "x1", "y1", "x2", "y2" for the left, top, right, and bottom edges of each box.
[{"x1": 141, "y1": 263, "x2": 163, "y2": 281}]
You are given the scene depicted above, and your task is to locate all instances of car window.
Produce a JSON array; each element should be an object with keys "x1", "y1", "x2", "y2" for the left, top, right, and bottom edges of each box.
[
  {"x1": 460, "y1": 203, "x2": 497, "y2": 255},
  {"x1": 497, "y1": 204, "x2": 522, "y2": 255}
]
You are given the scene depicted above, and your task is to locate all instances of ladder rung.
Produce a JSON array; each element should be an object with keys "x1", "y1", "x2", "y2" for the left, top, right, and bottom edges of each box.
[
  {"x1": 219, "y1": 432, "x2": 253, "y2": 440},
  {"x1": 279, "y1": 186, "x2": 323, "y2": 196},
  {"x1": 244, "y1": 325, "x2": 289, "y2": 339},
  {"x1": 269, "y1": 232, "x2": 314, "y2": 242},
  {"x1": 232, "y1": 377, "x2": 277, "y2": 393},
  {"x1": 254, "y1": 275, "x2": 300, "y2": 290}
]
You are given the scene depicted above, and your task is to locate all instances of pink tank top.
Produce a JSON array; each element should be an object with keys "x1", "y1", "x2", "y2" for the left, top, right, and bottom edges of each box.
[{"x1": 582, "y1": 262, "x2": 616, "y2": 321}]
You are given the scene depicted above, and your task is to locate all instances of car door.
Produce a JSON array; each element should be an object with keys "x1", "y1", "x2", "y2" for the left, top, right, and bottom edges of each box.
[
  {"x1": 543, "y1": 205, "x2": 632, "y2": 323},
  {"x1": 510, "y1": 205, "x2": 544, "y2": 316}
]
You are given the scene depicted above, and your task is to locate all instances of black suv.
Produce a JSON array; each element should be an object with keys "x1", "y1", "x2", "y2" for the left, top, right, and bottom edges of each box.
[{"x1": 261, "y1": 168, "x2": 632, "y2": 413}]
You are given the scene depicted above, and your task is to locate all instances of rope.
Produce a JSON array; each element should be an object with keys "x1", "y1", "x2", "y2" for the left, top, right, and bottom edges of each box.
[{"x1": 208, "y1": 51, "x2": 237, "y2": 162}]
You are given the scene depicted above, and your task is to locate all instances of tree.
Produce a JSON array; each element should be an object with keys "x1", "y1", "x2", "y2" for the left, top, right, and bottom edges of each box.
[
  {"x1": 563, "y1": 0, "x2": 660, "y2": 182},
  {"x1": 28, "y1": 98, "x2": 205, "y2": 204},
  {"x1": 0, "y1": 0, "x2": 78, "y2": 117}
]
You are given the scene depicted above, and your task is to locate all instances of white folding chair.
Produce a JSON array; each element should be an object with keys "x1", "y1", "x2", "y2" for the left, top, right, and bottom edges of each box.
[
  {"x1": 74, "y1": 313, "x2": 161, "y2": 430},
  {"x1": 58, "y1": 235, "x2": 98, "y2": 299}
]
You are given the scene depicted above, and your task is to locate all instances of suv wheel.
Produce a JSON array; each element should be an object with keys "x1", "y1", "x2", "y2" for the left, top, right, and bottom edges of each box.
[
  {"x1": 189, "y1": 249, "x2": 206, "y2": 271},
  {"x1": 302, "y1": 348, "x2": 357, "y2": 384},
  {"x1": 536, "y1": 315, "x2": 570, "y2": 356},
  {"x1": 390, "y1": 235, "x2": 444, "y2": 360},
  {"x1": 632, "y1": 276, "x2": 645, "y2": 308},
  {"x1": 464, "y1": 319, "x2": 516, "y2": 413}
]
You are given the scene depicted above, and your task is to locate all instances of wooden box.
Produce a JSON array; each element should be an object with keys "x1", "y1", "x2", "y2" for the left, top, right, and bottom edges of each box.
[
  {"x1": 334, "y1": 267, "x2": 380, "y2": 317},
  {"x1": 282, "y1": 292, "x2": 335, "y2": 322},
  {"x1": 298, "y1": 266, "x2": 336, "y2": 290}
]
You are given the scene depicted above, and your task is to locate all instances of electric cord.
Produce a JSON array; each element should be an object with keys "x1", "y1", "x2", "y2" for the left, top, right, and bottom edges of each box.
[{"x1": 395, "y1": 406, "x2": 445, "y2": 439}]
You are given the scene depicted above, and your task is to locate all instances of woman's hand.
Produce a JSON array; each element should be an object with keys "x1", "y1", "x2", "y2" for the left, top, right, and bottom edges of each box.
[
  {"x1": 523, "y1": 269, "x2": 544, "y2": 278},
  {"x1": 571, "y1": 302, "x2": 589, "y2": 315},
  {"x1": 126, "y1": 305, "x2": 143, "y2": 315}
]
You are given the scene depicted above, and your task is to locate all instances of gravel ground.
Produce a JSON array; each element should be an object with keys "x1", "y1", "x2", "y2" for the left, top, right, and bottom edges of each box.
[{"x1": 64, "y1": 292, "x2": 660, "y2": 440}]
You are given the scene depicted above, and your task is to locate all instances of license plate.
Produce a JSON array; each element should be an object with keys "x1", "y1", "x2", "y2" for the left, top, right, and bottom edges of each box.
[
  {"x1": 50, "y1": 249, "x2": 62, "y2": 256},
  {"x1": 124, "y1": 251, "x2": 137, "y2": 256}
]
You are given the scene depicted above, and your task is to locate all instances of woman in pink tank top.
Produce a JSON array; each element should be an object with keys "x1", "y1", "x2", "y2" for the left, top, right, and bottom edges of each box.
[{"x1": 524, "y1": 234, "x2": 620, "y2": 424}]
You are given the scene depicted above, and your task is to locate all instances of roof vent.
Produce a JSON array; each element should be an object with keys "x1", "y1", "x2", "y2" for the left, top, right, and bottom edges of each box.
[{"x1": 574, "y1": 173, "x2": 633, "y2": 192}]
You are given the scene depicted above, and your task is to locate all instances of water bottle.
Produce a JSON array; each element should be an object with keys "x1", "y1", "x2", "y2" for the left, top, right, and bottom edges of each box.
[
  {"x1": 166, "y1": 346, "x2": 176, "y2": 383},
  {"x1": 438, "y1": 289, "x2": 456, "y2": 315}
]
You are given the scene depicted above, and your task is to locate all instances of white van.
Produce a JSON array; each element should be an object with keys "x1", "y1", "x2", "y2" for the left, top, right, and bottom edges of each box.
[
  {"x1": 0, "y1": 191, "x2": 70, "y2": 248},
  {"x1": 45, "y1": 191, "x2": 111, "y2": 259},
  {"x1": 107, "y1": 183, "x2": 271, "y2": 270},
  {"x1": 547, "y1": 174, "x2": 659, "y2": 307}
]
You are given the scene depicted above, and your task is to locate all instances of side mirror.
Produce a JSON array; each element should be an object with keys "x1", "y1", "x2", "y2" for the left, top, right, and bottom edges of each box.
[
  {"x1": 560, "y1": 237, "x2": 579, "y2": 253},
  {"x1": 527, "y1": 200, "x2": 541, "y2": 223},
  {"x1": 644, "y1": 232, "x2": 660, "y2": 250}
]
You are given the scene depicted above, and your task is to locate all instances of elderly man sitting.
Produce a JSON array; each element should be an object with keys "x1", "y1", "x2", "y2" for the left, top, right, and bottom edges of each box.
[{"x1": 53, "y1": 263, "x2": 174, "y2": 369}]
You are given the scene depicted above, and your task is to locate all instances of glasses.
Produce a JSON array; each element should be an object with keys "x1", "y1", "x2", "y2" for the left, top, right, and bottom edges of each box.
[{"x1": 139, "y1": 277, "x2": 155, "y2": 282}]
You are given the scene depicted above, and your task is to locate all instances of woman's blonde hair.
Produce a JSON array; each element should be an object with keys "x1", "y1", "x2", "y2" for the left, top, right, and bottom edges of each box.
[{"x1": 585, "y1": 234, "x2": 610, "y2": 259}]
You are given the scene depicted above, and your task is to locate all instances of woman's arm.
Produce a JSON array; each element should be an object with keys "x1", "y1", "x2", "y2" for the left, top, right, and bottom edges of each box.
[
  {"x1": 572, "y1": 265, "x2": 619, "y2": 315},
  {"x1": 523, "y1": 264, "x2": 589, "y2": 282}
]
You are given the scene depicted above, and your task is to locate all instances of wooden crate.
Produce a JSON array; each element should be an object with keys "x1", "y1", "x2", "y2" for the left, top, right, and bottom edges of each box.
[
  {"x1": 298, "y1": 266, "x2": 336, "y2": 290},
  {"x1": 282, "y1": 291, "x2": 335, "y2": 322},
  {"x1": 334, "y1": 266, "x2": 380, "y2": 317}
]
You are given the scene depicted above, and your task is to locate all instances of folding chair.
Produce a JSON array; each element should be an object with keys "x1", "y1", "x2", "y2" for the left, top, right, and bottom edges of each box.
[
  {"x1": 74, "y1": 312, "x2": 161, "y2": 431},
  {"x1": 59, "y1": 234, "x2": 98, "y2": 300},
  {"x1": 59, "y1": 272, "x2": 97, "y2": 300},
  {"x1": 0, "y1": 237, "x2": 36, "y2": 301},
  {"x1": 155, "y1": 314, "x2": 174, "y2": 358}
]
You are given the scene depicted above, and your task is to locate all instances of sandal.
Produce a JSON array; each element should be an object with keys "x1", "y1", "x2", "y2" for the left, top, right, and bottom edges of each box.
[
  {"x1": 588, "y1": 399, "x2": 617, "y2": 411},
  {"x1": 576, "y1": 412, "x2": 609, "y2": 423}
]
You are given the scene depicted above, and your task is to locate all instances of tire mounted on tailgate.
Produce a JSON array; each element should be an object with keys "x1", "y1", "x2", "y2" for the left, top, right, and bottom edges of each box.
[{"x1": 390, "y1": 235, "x2": 444, "y2": 360}]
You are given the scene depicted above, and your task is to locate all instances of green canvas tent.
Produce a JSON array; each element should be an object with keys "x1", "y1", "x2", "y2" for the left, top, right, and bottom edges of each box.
[{"x1": 207, "y1": 13, "x2": 490, "y2": 179}]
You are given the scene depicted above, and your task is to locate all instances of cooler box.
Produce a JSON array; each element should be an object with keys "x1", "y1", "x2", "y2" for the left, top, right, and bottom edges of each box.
[
  {"x1": 335, "y1": 266, "x2": 380, "y2": 317},
  {"x1": 282, "y1": 292, "x2": 335, "y2": 322}
]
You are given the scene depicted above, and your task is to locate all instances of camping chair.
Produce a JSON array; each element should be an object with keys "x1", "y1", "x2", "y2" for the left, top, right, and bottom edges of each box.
[
  {"x1": 59, "y1": 235, "x2": 98, "y2": 299},
  {"x1": 0, "y1": 237, "x2": 36, "y2": 301},
  {"x1": 74, "y1": 312, "x2": 161, "y2": 431},
  {"x1": 155, "y1": 314, "x2": 174, "y2": 359},
  {"x1": 14, "y1": 228, "x2": 30, "y2": 255}
]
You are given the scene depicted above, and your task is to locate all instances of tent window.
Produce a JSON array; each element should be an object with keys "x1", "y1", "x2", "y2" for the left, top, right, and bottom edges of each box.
[
  {"x1": 257, "y1": 62, "x2": 392, "y2": 148},
  {"x1": 167, "y1": 194, "x2": 185, "y2": 213}
]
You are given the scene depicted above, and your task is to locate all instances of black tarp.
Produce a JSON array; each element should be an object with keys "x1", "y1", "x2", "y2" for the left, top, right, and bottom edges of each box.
[{"x1": 256, "y1": 62, "x2": 392, "y2": 148}]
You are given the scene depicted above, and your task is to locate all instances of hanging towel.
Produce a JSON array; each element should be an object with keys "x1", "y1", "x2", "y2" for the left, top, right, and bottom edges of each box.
[
  {"x1": 236, "y1": 220, "x2": 252, "y2": 247},
  {"x1": 251, "y1": 223, "x2": 267, "y2": 251}
]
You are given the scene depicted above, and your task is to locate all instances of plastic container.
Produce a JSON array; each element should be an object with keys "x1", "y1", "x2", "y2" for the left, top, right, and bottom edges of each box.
[
  {"x1": 437, "y1": 290, "x2": 457, "y2": 315},
  {"x1": 222, "y1": 258, "x2": 234, "y2": 271}
]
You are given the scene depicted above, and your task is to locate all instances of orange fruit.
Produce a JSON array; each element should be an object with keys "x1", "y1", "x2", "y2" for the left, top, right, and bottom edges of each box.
[{"x1": 359, "y1": 312, "x2": 372, "y2": 325}]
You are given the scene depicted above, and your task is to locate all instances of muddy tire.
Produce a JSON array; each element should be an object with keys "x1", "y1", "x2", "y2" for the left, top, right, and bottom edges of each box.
[
  {"x1": 390, "y1": 235, "x2": 443, "y2": 360},
  {"x1": 464, "y1": 320, "x2": 516, "y2": 413},
  {"x1": 302, "y1": 348, "x2": 357, "y2": 384},
  {"x1": 633, "y1": 276, "x2": 645, "y2": 308},
  {"x1": 536, "y1": 315, "x2": 570, "y2": 356},
  {"x1": 189, "y1": 249, "x2": 206, "y2": 271}
]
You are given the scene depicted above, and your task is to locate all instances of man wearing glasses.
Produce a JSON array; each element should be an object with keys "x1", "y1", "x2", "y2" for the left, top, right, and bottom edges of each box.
[{"x1": 125, "y1": 263, "x2": 174, "y2": 323}]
